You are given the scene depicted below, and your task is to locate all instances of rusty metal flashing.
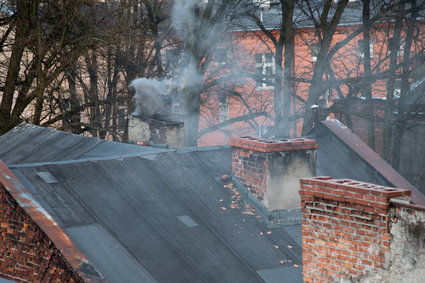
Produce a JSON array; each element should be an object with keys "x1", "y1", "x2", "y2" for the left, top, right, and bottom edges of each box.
[
  {"x1": 0, "y1": 160, "x2": 106, "y2": 283},
  {"x1": 321, "y1": 119, "x2": 425, "y2": 206}
]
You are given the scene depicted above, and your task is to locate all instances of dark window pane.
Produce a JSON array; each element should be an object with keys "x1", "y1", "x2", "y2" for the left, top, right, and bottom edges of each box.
[
  {"x1": 256, "y1": 54, "x2": 263, "y2": 64},
  {"x1": 265, "y1": 66, "x2": 273, "y2": 75},
  {"x1": 265, "y1": 53, "x2": 273, "y2": 63}
]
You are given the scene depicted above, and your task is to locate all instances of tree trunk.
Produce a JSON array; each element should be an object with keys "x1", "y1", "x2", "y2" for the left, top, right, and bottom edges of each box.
[
  {"x1": 281, "y1": 0, "x2": 295, "y2": 137},
  {"x1": 302, "y1": 0, "x2": 350, "y2": 135},
  {"x1": 0, "y1": 0, "x2": 35, "y2": 133},
  {"x1": 362, "y1": 0, "x2": 375, "y2": 150},
  {"x1": 383, "y1": 3, "x2": 403, "y2": 162},
  {"x1": 391, "y1": 0, "x2": 417, "y2": 170}
]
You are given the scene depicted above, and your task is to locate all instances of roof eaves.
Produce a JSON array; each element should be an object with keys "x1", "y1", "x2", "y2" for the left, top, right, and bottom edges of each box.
[
  {"x1": 6, "y1": 149, "x2": 174, "y2": 169},
  {"x1": 0, "y1": 160, "x2": 106, "y2": 283}
]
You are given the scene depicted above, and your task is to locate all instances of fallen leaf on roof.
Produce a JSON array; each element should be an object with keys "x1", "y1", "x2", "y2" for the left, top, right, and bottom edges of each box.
[{"x1": 221, "y1": 174, "x2": 230, "y2": 181}]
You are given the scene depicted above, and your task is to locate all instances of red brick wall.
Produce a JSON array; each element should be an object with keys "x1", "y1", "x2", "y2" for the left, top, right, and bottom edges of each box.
[
  {"x1": 299, "y1": 177, "x2": 411, "y2": 282},
  {"x1": 231, "y1": 146, "x2": 268, "y2": 201},
  {"x1": 0, "y1": 184, "x2": 83, "y2": 283}
]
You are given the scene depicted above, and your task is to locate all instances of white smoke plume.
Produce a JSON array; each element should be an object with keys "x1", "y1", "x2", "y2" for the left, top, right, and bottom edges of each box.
[
  {"x1": 130, "y1": 1, "x2": 236, "y2": 120},
  {"x1": 130, "y1": 78, "x2": 172, "y2": 117}
]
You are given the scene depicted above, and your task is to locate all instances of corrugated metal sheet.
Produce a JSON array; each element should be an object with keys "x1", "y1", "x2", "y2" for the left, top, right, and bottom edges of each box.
[{"x1": 0, "y1": 123, "x2": 168, "y2": 165}]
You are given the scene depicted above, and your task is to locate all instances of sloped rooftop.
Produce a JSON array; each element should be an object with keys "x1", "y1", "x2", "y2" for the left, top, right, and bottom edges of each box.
[
  {"x1": 1, "y1": 121, "x2": 423, "y2": 282},
  {"x1": 0, "y1": 123, "x2": 169, "y2": 164},
  {"x1": 6, "y1": 147, "x2": 302, "y2": 283}
]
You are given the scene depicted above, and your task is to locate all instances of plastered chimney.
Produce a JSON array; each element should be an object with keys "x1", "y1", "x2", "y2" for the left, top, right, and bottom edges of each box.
[
  {"x1": 128, "y1": 115, "x2": 185, "y2": 149},
  {"x1": 228, "y1": 136, "x2": 318, "y2": 211}
]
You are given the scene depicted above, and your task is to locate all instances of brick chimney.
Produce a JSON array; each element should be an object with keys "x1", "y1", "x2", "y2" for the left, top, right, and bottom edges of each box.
[
  {"x1": 229, "y1": 136, "x2": 318, "y2": 211},
  {"x1": 300, "y1": 177, "x2": 411, "y2": 282},
  {"x1": 128, "y1": 115, "x2": 185, "y2": 148}
]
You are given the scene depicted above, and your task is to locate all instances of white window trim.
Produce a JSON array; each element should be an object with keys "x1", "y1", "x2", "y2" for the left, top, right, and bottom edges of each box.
[
  {"x1": 358, "y1": 40, "x2": 374, "y2": 59},
  {"x1": 255, "y1": 53, "x2": 275, "y2": 90}
]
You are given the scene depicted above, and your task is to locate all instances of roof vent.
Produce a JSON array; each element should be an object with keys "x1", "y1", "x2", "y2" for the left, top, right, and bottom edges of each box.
[
  {"x1": 36, "y1": 171, "x2": 58, "y2": 184},
  {"x1": 177, "y1": 215, "x2": 198, "y2": 228}
]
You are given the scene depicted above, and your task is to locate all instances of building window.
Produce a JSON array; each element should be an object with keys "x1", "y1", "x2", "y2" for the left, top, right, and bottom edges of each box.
[
  {"x1": 117, "y1": 106, "x2": 128, "y2": 131},
  {"x1": 358, "y1": 39, "x2": 374, "y2": 58},
  {"x1": 216, "y1": 48, "x2": 228, "y2": 66},
  {"x1": 219, "y1": 102, "x2": 228, "y2": 123},
  {"x1": 319, "y1": 89, "x2": 331, "y2": 108},
  {"x1": 311, "y1": 43, "x2": 320, "y2": 63},
  {"x1": 388, "y1": 37, "x2": 396, "y2": 55},
  {"x1": 388, "y1": 38, "x2": 405, "y2": 57},
  {"x1": 255, "y1": 53, "x2": 275, "y2": 89}
]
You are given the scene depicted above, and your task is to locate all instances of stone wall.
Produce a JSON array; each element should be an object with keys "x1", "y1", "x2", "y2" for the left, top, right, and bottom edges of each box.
[{"x1": 361, "y1": 203, "x2": 425, "y2": 283}]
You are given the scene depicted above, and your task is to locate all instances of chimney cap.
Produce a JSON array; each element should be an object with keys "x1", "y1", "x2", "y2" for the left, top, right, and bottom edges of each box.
[{"x1": 228, "y1": 136, "x2": 318, "y2": 152}]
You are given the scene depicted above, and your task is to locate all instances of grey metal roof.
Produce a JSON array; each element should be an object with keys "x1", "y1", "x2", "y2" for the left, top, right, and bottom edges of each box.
[
  {"x1": 0, "y1": 123, "x2": 169, "y2": 165},
  {"x1": 9, "y1": 148, "x2": 302, "y2": 283},
  {"x1": 2, "y1": 120, "x2": 419, "y2": 282},
  {"x1": 312, "y1": 127, "x2": 393, "y2": 186},
  {"x1": 231, "y1": 0, "x2": 365, "y2": 32},
  {"x1": 231, "y1": 0, "x2": 421, "y2": 32}
]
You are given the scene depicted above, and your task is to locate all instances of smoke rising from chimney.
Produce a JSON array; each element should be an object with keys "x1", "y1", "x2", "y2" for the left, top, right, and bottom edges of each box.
[{"x1": 130, "y1": 78, "x2": 172, "y2": 117}]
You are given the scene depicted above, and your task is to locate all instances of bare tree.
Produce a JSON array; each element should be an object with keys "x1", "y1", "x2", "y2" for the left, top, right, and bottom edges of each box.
[{"x1": 0, "y1": 0, "x2": 105, "y2": 134}]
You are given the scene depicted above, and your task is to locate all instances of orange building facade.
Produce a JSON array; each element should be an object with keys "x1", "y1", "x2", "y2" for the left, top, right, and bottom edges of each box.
[{"x1": 198, "y1": 13, "x2": 425, "y2": 147}]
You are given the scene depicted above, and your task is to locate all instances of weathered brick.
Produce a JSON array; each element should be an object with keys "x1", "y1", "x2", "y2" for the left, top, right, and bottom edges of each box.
[
  {"x1": 0, "y1": 185, "x2": 83, "y2": 283},
  {"x1": 299, "y1": 177, "x2": 406, "y2": 282}
]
